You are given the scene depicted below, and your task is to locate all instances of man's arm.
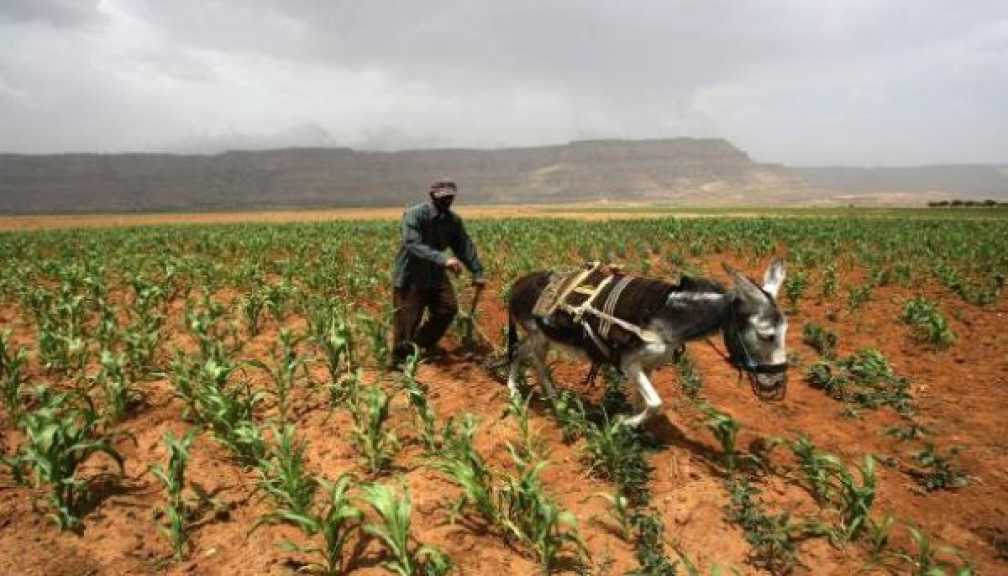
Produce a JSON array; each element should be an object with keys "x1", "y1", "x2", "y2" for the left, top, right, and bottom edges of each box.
[
  {"x1": 402, "y1": 207, "x2": 448, "y2": 266},
  {"x1": 451, "y1": 218, "x2": 485, "y2": 282}
]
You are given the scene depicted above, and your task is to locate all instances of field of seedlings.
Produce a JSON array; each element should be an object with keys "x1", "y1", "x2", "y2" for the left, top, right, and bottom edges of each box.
[{"x1": 1, "y1": 213, "x2": 1006, "y2": 575}]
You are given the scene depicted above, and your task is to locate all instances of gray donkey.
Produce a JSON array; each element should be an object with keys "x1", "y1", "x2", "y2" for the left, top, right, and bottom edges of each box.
[{"x1": 506, "y1": 258, "x2": 789, "y2": 427}]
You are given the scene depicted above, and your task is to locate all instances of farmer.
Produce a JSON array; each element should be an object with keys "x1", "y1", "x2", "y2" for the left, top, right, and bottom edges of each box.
[{"x1": 391, "y1": 178, "x2": 486, "y2": 366}]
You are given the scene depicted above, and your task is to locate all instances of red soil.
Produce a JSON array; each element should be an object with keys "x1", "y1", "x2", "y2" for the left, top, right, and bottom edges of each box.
[{"x1": 1, "y1": 261, "x2": 1006, "y2": 575}]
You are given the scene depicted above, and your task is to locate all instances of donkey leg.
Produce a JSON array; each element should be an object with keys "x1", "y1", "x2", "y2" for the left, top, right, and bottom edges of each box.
[
  {"x1": 507, "y1": 337, "x2": 532, "y2": 397},
  {"x1": 528, "y1": 333, "x2": 557, "y2": 399},
  {"x1": 621, "y1": 362, "x2": 662, "y2": 428}
]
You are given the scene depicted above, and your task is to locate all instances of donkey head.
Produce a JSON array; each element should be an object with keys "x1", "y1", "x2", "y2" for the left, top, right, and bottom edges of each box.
[{"x1": 722, "y1": 258, "x2": 789, "y2": 400}]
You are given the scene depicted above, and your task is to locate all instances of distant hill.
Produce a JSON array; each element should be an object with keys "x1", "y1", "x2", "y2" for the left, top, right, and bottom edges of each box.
[
  {"x1": 796, "y1": 165, "x2": 1008, "y2": 202},
  {"x1": 1, "y1": 140, "x2": 1004, "y2": 213},
  {"x1": 0, "y1": 138, "x2": 806, "y2": 213}
]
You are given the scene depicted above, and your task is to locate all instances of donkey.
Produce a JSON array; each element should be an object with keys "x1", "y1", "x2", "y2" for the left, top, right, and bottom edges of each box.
[{"x1": 506, "y1": 258, "x2": 789, "y2": 427}]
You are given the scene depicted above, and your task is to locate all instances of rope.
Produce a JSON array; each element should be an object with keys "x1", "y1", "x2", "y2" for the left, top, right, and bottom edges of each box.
[{"x1": 599, "y1": 275, "x2": 634, "y2": 339}]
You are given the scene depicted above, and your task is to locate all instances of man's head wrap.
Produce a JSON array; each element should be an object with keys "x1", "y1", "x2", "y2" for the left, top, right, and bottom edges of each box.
[{"x1": 429, "y1": 179, "x2": 458, "y2": 198}]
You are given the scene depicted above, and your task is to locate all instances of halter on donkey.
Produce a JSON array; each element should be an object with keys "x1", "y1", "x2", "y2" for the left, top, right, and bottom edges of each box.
[{"x1": 506, "y1": 258, "x2": 789, "y2": 427}]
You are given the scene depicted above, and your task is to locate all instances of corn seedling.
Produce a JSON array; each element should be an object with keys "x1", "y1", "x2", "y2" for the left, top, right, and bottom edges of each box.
[
  {"x1": 592, "y1": 491, "x2": 632, "y2": 542},
  {"x1": 257, "y1": 424, "x2": 318, "y2": 518},
  {"x1": 95, "y1": 298, "x2": 120, "y2": 349},
  {"x1": 360, "y1": 482, "x2": 452, "y2": 576},
  {"x1": 307, "y1": 301, "x2": 360, "y2": 406},
  {"x1": 246, "y1": 329, "x2": 310, "y2": 423},
  {"x1": 865, "y1": 513, "x2": 896, "y2": 566},
  {"x1": 350, "y1": 385, "x2": 399, "y2": 475},
  {"x1": 704, "y1": 406, "x2": 741, "y2": 474},
  {"x1": 263, "y1": 280, "x2": 295, "y2": 323},
  {"x1": 97, "y1": 349, "x2": 142, "y2": 422},
  {"x1": 149, "y1": 429, "x2": 198, "y2": 560},
  {"x1": 847, "y1": 283, "x2": 872, "y2": 312},
  {"x1": 805, "y1": 360, "x2": 848, "y2": 399},
  {"x1": 275, "y1": 474, "x2": 364, "y2": 576},
  {"x1": 1, "y1": 446, "x2": 27, "y2": 485},
  {"x1": 509, "y1": 390, "x2": 546, "y2": 461},
  {"x1": 184, "y1": 294, "x2": 234, "y2": 362},
  {"x1": 430, "y1": 415, "x2": 499, "y2": 526},
  {"x1": 807, "y1": 349, "x2": 913, "y2": 416},
  {"x1": 801, "y1": 323, "x2": 837, "y2": 360},
  {"x1": 841, "y1": 349, "x2": 913, "y2": 415},
  {"x1": 885, "y1": 421, "x2": 929, "y2": 442},
  {"x1": 19, "y1": 389, "x2": 126, "y2": 531},
  {"x1": 789, "y1": 436, "x2": 844, "y2": 504},
  {"x1": 629, "y1": 509, "x2": 678, "y2": 576},
  {"x1": 783, "y1": 269, "x2": 807, "y2": 311},
  {"x1": 548, "y1": 389, "x2": 589, "y2": 443},
  {"x1": 675, "y1": 352, "x2": 704, "y2": 400},
  {"x1": 901, "y1": 297, "x2": 956, "y2": 349},
  {"x1": 601, "y1": 364, "x2": 633, "y2": 416},
  {"x1": 725, "y1": 477, "x2": 802, "y2": 575},
  {"x1": 196, "y1": 371, "x2": 267, "y2": 465},
  {"x1": 128, "y1": 273, "x2": 166, "y2": 321},
  {"x1": 911, "y1": 443, "x2": 969, "y2": 492},
  {"x1": 0, "y1": 329, "x2": 29, "y2": 421},
  {"x1": 836, "y1": 455, "x2": 876, "y2": 541},
  {"x1": 166, "y1": 351, "x2": 200, "y2": 421},
  {"x1": 240, "y1": 288, "x2": 266, "y2": 336},
  {"x1": 358, "y1": 310, "x2": 391, "y2": 369},
  {"x1": 399, "y1": 349, "x2": 439, "y2": 453},
  {"x1": 904, "y1": 526, "x2": 975, "y2": 576},
  {"x1": 498, "y1": 448, "x2": 588, "y2": 571},
  {"x1": 583, "y1": 413, "x2": 652, "y2": 505},
  {"x1": 123, "y1": 316, "x2": 163, "y2": 379}
]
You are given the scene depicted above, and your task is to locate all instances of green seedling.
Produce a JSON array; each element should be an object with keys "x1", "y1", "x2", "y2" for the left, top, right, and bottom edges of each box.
[
  {"x1": 150, "y1": 429, "x2": 198, "y2": 560},
  {"x1": 350, "y1": 385, "x2": 399, "y2": 475},
  {"x1": 19, "y1": 389, "x2": 126, "y2": 531},
  {"x1": 257, "y1": 424, "x2": 318, "y2": 518},
  {"x1": 274, "y1": 474, "x2": 364, "y2": 576},
  {"x1": 361, "y1": 482, "x2": 452, "y2": 576}
]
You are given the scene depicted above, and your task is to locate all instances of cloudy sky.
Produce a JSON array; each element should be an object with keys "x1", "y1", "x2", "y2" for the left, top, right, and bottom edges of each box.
[{"x1": 1, "y1": 1, "x2": 1005, "y2": 165}]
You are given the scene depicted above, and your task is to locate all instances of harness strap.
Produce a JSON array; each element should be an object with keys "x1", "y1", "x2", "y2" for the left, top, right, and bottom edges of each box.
[
  {"x1": 565, "y1": 274, "x2": 616, "y2": 323},
  {"x1": 546, "y1": 266, "x2": 662, "y2": 358},
  {"x1": 543, "y1": 262, "x2": 601, "y2": 317},
  {"x1": 582, "y1": 320, "x2": 612, "y2": 359},
  {"x1": 573, "y1": 304, "x2": 660, "y2": 343},
  {"x1": 599, "y1": 275, "x2": 634, "y2": 339}
]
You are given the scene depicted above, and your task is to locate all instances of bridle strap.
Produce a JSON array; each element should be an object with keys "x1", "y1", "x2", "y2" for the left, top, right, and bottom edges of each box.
[
  {"x1": 704, "y1": 337, "x2": 732, "y2": 363},
  {"x1": 708, "y1": 326, "x2": 788, "y2": 376},
  {"x1": 750, "y1": 361, "x2": 789, "y2": 374}
]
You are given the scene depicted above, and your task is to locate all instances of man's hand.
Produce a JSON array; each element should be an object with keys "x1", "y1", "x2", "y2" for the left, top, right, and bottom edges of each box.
[{"x1": 444, "y1": 257, "x2": 463, "y2": 274}]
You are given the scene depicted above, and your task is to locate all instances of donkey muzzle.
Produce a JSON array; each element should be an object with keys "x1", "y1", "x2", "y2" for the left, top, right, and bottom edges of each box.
[{"x1": 750, "y1": 365, "x2": 788, "y2": 401}]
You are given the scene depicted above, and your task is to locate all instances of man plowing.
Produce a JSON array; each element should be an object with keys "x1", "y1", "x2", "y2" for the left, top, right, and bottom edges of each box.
[{"x1": 390, "y1": 178, "x2": 486, "y2": 368}]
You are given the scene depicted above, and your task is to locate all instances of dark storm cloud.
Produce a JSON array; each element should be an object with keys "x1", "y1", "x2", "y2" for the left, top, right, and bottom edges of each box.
[{"x1": 0, "y1": 0, "x2": 1006, "y2": 164}]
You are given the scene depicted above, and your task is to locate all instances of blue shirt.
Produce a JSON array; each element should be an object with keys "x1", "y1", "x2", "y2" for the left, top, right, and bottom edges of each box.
[{"x1": 392, "y1": 201, "x2": 484, "y2": 289}]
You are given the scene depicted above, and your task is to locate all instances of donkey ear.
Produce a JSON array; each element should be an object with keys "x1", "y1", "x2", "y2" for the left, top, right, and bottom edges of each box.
[
  {"x1": 731, "y1": 270, "x2": 766, "y2": 306},
  {"x1": 762, "y1": 257, "x2": 786, "y2": 300}
]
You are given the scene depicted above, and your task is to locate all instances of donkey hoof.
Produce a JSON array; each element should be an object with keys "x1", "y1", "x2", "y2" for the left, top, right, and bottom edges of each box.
[{"x1": 619, "y1": 414, "x2": 646, "y2": 429}]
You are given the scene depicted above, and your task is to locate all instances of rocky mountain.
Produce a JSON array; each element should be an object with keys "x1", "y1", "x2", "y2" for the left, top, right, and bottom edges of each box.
[
  {"x1": 2, "y1": 139, "x2": 1004, "y2": 213},
  {"x1": 796, "y1": 165, "x2": 1008, "y2": 202},
  {"x1": 0, "y1": 138, "x2": 804, "y2": 213}
]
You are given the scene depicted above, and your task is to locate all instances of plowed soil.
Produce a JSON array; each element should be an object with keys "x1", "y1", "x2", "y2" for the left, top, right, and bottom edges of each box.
[{"x1": 1, "y1": 256, "x2": 1006, "y2": 575}]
